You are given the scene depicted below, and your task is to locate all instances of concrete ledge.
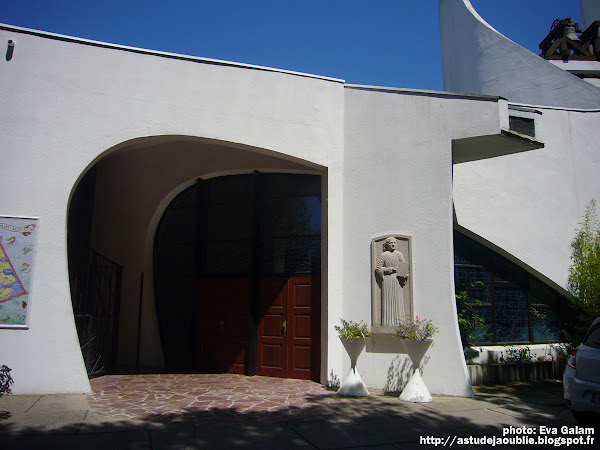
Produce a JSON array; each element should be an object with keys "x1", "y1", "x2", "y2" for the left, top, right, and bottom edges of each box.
[{"x1": 452, "y1": 129, "x2": 544, "y2": 164}]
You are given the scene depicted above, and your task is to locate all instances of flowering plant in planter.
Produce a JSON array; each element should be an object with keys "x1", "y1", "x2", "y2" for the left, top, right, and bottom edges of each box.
[
  {"x1": 395, "y1": 316, "x2": 438, "y2": 340},
  {"x1": 335, "y1": 319, "x2": 372, "y2": 339}
]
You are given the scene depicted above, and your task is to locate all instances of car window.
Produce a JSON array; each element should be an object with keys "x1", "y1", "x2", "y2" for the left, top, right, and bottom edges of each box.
[{"x1": 583, "y1": 321, "x2": 600, "y2": 349}]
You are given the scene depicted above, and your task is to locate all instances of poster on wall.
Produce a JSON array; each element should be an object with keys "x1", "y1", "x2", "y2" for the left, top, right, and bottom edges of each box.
[{"x1": 0, "y1": 216, "x2": 39, "y2": 329}]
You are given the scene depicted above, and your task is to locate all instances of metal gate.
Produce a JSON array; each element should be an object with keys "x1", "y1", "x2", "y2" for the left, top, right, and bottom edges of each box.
[{"x1": 72, "y1": 250, "x2": 122, "y2": 377}]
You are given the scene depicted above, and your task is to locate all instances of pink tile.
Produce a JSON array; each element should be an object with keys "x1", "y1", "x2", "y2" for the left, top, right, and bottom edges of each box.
[{"x1": 86, "y1": 373, "x2": 341, "y2": 424}]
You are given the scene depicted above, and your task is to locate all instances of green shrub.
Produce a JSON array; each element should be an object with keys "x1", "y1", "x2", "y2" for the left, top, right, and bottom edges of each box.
[
  {"x1": 566, "y1": 199, "x2": 600, "y2": 344},
  {"x1": 499, "y1": 346, "x2": 534, "y2": 364},
  {"x1": 335, "y1": 319, "x2": 372, "y2": 339},
  {"x1": 455, "y1": 281, "x2": 489, "y2": 346}
]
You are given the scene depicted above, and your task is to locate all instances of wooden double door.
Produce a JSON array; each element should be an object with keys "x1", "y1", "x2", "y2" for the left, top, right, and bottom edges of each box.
[
  {"x1": 196, "y1": 275, "x2": 320, "y2": 380},
  {"x1": 155, "y1": 173, "x2": 321, "y2": 380},
  {"x1": 196, "y1": 277, "x2": 252, "y2": 375},
  {"x1": 257, "y1": 276, "x2": 320, "y2": 379}
]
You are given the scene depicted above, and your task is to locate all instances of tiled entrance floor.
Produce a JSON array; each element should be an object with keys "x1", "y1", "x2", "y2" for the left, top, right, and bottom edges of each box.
[{"x1": 88, "y1": 374, "x2": 341, "y2": 424}]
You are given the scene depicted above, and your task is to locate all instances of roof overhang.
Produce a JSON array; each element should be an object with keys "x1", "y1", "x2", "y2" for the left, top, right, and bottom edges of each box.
[{"x1": 452, "y1": 129, "x2": 544, "y2": 164}]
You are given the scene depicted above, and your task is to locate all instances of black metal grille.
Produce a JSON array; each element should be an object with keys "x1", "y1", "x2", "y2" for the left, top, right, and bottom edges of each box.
[{"x1": 73, "y1": 250, "x2": 122, "y2": 377}]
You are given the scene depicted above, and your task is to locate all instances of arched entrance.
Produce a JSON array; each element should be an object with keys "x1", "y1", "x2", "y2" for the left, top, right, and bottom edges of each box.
[
  {"x1": 154, "y1": 172, "x2": 321, "y2": 380},
  {"x1": 67, "y1": 165, "x2": 123, "y2": 376}
]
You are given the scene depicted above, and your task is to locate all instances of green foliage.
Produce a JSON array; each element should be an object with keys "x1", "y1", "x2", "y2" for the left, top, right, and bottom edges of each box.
[
  {"x1": 499, "y1": 346, "x2": 534, "y2": 364},
  {"x1": 566, "y1": 199, "x2": 600, "y2": 344},
  {"x1": 548, "y1": 342, "x2": 571, "y2": 363},
  {"x1": 530, "y1": 306, "x2": 553, "y2": 341},
  {"x1": 455, "y1": 281, "x2": 488, "y2": 346},
  {"x1": 395, "y1": 316, "x2": 438, "y2": 340},
  {"x1": 334, "y1": 319, "x2": 372, "y2": 339},
  {"x1": 529, "y1": 306, "x2": 547, "y2": 321}
]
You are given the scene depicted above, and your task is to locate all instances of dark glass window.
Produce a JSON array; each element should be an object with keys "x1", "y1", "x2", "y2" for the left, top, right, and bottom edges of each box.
[
  {"x1": 200, "y1": 174, "x2": 254, "y2": 276},
  {"x1": 197, "y1": 173, "x2": 321, "y2": 276},
  {"x1": 154, "y1": 172, "x2": 321, "y2": 369},
  {"x1": 494, "y1": 287, "x2": 529, "y2": 342},
  {"x1": 454, "y1": 267, "x2": 490, "y2": 302},
  {"x1": 262, "y1": 197, "x2": 321, "y2": 238},
  {"x1": 509, "y1": 116, "x2": 535, "y2": 138},
  {"x1": 261, "y1": 236, "x2": 320, "y2": 275},
  {"x1": 454, "y1": 231, "x2": 566, "y2": 345},
  {"x1": 470, "y1": 306, "x2": 493, "y2": 343},
  {"x1": 531, "y1": 305, "x2": 561, "y2": 341},
  {"x1": 260, "y1": 174, "x2": 321, "y2": 275}
]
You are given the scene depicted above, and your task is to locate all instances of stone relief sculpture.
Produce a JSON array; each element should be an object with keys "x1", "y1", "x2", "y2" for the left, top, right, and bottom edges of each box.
[
  {"x1": 371, "y1": 235, "x2": 412, "y2": 330},
  {"x1": 375, "y1": 237, "x2": 409, "y2": 326}
]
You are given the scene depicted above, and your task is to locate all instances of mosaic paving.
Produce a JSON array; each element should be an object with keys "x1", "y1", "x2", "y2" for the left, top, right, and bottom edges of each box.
[{"x1": 88, "y1": 374, "x2": 341, "y2": 424}]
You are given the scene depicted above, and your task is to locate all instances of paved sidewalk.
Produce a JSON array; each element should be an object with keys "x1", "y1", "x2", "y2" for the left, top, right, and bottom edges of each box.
[
  {"x1": 87, "y1": 374, "x2": 341, "y2": 421},
  {"x1": 0, "y1": 377, "x2": 592, "y2": 449}
]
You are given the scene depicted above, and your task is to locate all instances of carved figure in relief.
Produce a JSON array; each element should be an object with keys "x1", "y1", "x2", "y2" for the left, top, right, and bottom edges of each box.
[{"x1": 375, "y1": 237, "x2": 409, "y2": 326}]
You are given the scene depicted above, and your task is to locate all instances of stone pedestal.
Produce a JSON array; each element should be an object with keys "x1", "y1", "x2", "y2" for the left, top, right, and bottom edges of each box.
[
  {"x1": 399, "y1": 339, "x2": 433, "y2": 402},
  {"x1": 337, "y1": 337, "x2": 369, "y2": 397}
]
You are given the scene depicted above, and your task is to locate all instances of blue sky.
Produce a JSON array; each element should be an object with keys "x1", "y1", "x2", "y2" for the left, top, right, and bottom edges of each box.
[{"x1": 0, "y1": 1, "x2": 582, "y2": 90}]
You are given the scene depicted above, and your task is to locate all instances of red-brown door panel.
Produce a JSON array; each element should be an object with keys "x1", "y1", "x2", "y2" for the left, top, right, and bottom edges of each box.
[
  {"x1": 197, "y1": 277, "x2": 251, "y2": 374},
  {"x1": 257, "y1": 277, "x2": 287, "y2": 377}
]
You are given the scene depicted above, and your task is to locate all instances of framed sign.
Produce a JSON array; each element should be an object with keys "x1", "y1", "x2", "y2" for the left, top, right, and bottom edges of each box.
[{"x1": 0, "y1": 216, "x2": 39, "y2": 329}]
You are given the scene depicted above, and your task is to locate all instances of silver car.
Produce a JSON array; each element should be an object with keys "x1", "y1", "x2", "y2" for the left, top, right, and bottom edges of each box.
[{"x1": 563, "y1": 317, "x2": 600, "y2": 425}]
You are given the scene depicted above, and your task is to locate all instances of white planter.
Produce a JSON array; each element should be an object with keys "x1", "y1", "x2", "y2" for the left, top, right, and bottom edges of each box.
[
  {"x1": 398, "y1": 339, "x2": 433, "y2": 403},
  {"x1": 337, "y1": 336, "x2": 369, "y2": 397}
]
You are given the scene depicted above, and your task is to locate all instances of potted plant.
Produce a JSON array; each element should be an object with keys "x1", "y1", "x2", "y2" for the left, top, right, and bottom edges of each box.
[
  {"x1": 335, "y1": 318, "x2": 372, "y2": 339},
  {"x1": 395, "y1": 315, "x2": 438, "y2": 340},
  {"x1": 335, "y1": 319, "x2": 371, "y2": 396},
  {"x1": 395, "y1": 316, "x2": 438, "y2": 402}
]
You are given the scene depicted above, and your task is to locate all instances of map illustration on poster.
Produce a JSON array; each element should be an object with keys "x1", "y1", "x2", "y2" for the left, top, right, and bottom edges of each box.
[{"x1": 0, "y1": 216, "x2": 39, "y2": 328}]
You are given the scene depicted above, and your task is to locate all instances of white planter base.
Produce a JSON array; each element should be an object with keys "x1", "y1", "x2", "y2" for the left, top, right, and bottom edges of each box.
[
  {"x1": 398, "y1": 339, "x2": 433, "y2": 403},
  {"x1": 399, "y1": 369, "x2": 432, "y2": 402},
  {"x1": 337, "y1": 367, "x2": 370, "y2": 397},
  {"x1": 337, "y1": 336, "x2": 370, "y2": 397}
]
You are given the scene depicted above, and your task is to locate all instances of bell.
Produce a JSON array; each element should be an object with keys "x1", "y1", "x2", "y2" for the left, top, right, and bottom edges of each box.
[{"x1": 564, "y1": 24, "x2": 580, "y2": 41}]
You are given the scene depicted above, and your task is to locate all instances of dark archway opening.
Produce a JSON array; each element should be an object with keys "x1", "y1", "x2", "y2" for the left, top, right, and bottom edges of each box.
[
  {"x1": 154, "y1": 172, "x2": 321, "y2": 380},
  {"x1": 68, "y1": 165, "x2": 123, "y2": 377}
]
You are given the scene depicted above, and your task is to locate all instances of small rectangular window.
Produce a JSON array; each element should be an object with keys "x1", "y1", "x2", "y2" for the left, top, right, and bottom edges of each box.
[{"x1": 509, "y1": 116, "x2": 535, "y2": 138}]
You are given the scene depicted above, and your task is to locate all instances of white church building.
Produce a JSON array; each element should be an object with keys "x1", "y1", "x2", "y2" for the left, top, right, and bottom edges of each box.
[{"x1": 1, "y1": 0, "x2": 599, "y2": 396}]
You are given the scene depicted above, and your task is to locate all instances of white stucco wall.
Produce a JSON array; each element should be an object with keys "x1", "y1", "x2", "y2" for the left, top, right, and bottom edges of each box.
[
  {"x1": 440, "y1": 1, "x2": 600, "y2": 294},
  {"x1": 342, "y1": 86, "x2": 508, "y2": 396},
  {"x1": 453, "y1": 106, "x2": 600, "y2": 292},
  {"x1": 0, "y1": 25, "x2": 344, "y2": 394},
  {"x1": 581, "y1": 0, "x2": 600, "y2": 29},
  {"x1": 439, "y1": 0, "x2": 600, "y2": 109},
  {"x1": 0, "y1": 19, "x2": 552, "y2": 397}
]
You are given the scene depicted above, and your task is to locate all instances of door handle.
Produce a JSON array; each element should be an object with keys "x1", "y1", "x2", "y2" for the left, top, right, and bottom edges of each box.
[{"x1": 282, "y1": 320, "x2": 287, "y2": 334}]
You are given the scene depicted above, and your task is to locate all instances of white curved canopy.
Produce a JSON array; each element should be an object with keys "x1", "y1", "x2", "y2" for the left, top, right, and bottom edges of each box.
[{"x1": 440, "y1": 0, "x2": 600, "y2": 108}]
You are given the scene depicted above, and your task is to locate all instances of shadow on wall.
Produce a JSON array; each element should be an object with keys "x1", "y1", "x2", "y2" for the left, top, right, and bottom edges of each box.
[
  {"x1": 384, "y1": 354, "x2": 430, "y2": 393},
  {"x1": 384, "y1": 355, "x2": 412, "y2": 392},
  {"x1": 363, "y1": 333, "x2": 430, "y2": 393}
]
